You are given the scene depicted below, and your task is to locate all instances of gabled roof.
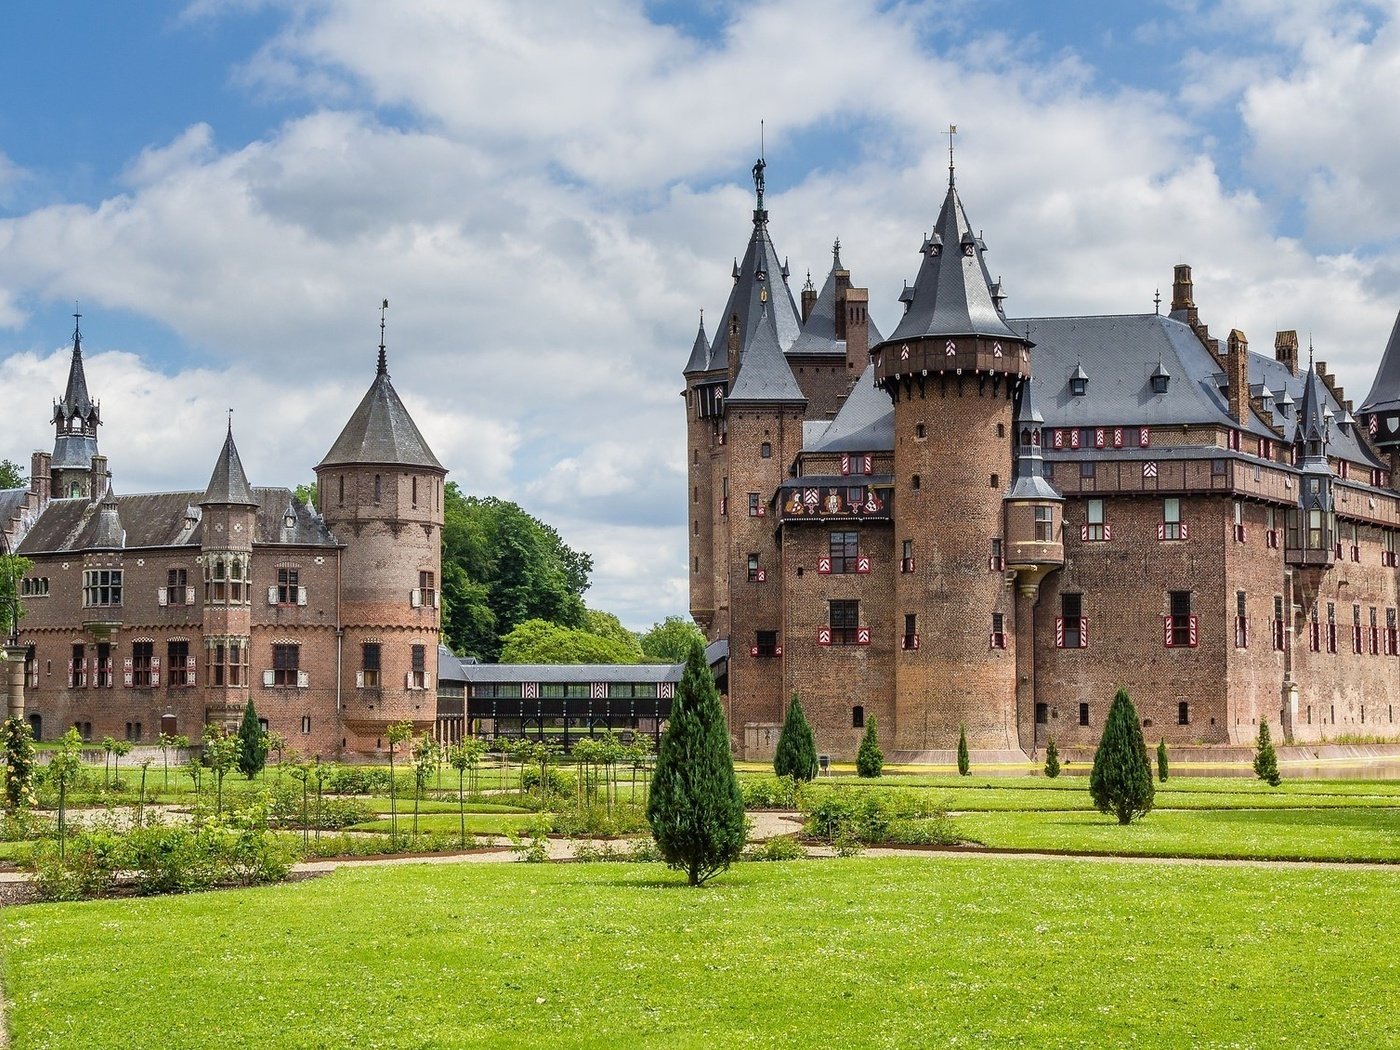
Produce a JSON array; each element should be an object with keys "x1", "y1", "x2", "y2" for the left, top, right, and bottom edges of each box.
[
  {"x1": 201, "y1": 426, "x2": 258, "y2": 507},
  {"x1": 728, "y1": 321, "x2": 806, "y2": 405},
  {"x1": 885, "y1": 182, "x2": 1019, "y2": 345},
  {"x1": 803, "y1": 363, "x2": 893, "y2": 453},
  {"x1": 318, "y1": 363, "x2": 444, "y2": 472},
  {"x1": 1360, "y1": 308, "x2": 1400, "y2": 415},
  {"x1": 682, "y1": 314, "x2": 710, "y2": 376},
  {"x1": 706, "y1": 209, "x2": 801, "y2": 373},
  {"x1": 787, "y1": 242, "x2": 884, "y2": 356}
]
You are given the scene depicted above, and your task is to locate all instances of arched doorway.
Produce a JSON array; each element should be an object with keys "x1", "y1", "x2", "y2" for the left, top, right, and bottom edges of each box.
[{"x1": 27, "y1": 712, "x2": 41, "y2": 742}]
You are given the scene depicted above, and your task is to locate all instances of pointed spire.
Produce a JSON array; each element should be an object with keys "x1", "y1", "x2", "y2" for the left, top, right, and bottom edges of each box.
[
  {"x1": 1008, "y1": 378, "x2": 1060, "y2": 501},
  {"x1": 1298, "y1": 355, "x2": 1330, "y2": 451},
  {"x1": 1359, "y1": 308, "x2": 1400, "y2": 439},
  {"x1": 202, "y1": 423, "x2": 258, "y2": 507},
  {"x1": 946, "y1": 124, "x2": 957, "y2": 187},
  {"x1": 57, "y1": 305, "x2": 96, "y2": 422},
  {"x1": 377, "y1": 299, "x2": 389, "y2": 377},
  {"x1": 683, "y1": 311, "x2": 711, "y2": 375},
  {"x1": 89, "y1": 485, "x2": 124, "y2": 549},
  {"x1": 832, "y1": 237, "x2": 843, "y2": 270},
  {"x1": 728, "y1": 322, "x2": 805, "y2": 405}
]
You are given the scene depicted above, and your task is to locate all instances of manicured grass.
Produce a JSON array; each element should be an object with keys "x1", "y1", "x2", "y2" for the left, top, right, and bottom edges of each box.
[
  {"x1": 4, "y1": 858, "x2": 1399, "y2": 1048},
  {"x1": 347, "y1": 812, "x2": 536, "y2": 835},
  {"x1": 806, "y1": 782, "x2": 1400, "y2": 811},
  {"x1": 951, "y1": 807, "x2": 1400, "y2": 862}
]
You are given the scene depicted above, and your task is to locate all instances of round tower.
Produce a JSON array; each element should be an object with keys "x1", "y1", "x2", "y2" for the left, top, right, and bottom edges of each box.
[
  {"x1": 315, "y1": 306, "x2": 446, "y2": 751},
  {"x1": 872, "y1": 165, "x2": 1030, "y2": 754}
]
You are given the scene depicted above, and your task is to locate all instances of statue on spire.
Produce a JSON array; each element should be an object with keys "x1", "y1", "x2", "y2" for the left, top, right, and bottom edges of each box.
[{"x1": 752, "y1": 155, "x2": 766, "y2": 212}]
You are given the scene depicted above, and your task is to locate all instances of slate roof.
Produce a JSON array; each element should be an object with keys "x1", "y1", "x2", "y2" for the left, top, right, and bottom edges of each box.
[
  {"x1": 728, "y1": 321, "x2": 806, "y2": 404},
  {"x1": 803, "y1": 363, "x2": 894, "y2": 453},
  {"x1": 1249, "y1": 354, "x2": 1376, "y2": 464},
  {"x1": 1008, "y1": 377, "x2": 1061, "y2": 501},
  {"x1": 455, "y1": 662, "x2": 683, "y2": 684},
  {"x1": 439, "y1": 644, "x2": 468, "y2": 684},
  {"x1": 787, "y1": 245, "x2": 885, "y2": 357},
  {"x1": 885, "y1": 182, "x2": 1019, "y2": 345},
  {"x1": 51, "y1": 434, "x2": 99, "y2": 470},
  {"x1": 1360, "y1": 308, "x2": 1400, "y2": 416},
  {"x1": 55, "y1": 331, "x2": 96, "y2": 422},
  {"x1": 705, "y1": 210, "x2": 801, "y2": 373},
  {"x1": 318, "y1": 366, "x2": 444, "y2": 471},
  {"x1": 201, "y1": 427, "x2": 258, "y2": 507},
  {"x1": 682, "y1": 315, "x2": 710, "y2": 376},
  {"x1": 0, "y1": 489, "x2": 30, "y2": 528},
  {"x1": 17, "y1": 488, "x2": 337, "y2": 555}
]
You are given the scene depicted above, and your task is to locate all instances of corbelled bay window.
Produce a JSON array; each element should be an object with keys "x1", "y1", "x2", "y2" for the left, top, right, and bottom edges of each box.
[{"x1": 83, "y1": 568, "x2": 122, "y2": 607}]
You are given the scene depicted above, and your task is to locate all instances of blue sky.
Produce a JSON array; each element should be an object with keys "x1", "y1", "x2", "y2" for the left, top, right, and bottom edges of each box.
[{"x1": 4, "y1": 0, "x2": 1400, "y2": 629}]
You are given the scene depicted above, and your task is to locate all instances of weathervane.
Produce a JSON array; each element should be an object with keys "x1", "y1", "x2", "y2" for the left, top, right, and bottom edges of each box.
[
  {"x1": 1154, "y1": 288, "x2": 1161, "y2": 315},
  {"x1": 946, "y1": 124, "x2": 958, "y2": 186},
  {"x1": 377, "y1": 299, "x2": 389, "y2": 376}
]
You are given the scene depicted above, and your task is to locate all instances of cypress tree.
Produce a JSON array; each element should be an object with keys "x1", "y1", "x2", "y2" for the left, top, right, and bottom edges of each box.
[
  {"x1": 773, "y1": 693, "x2": 818, "y2": 782},
  {"x1": 856, "y1": 717, "x2": 883, "y2": 778},
  {"x1": 957, "y1": 725, "x2": 970, "y2": 776},
  {"x1": 1089, "y1": 687, "x2": 1155, "y2": 824},
  {"x1": 1253, "y1": 721, "x2": 1281, "y2": 786},
  {"x1": 1157, "y1": 739, "x2": 1169, "y2": 782},
  {"x1": 1043, "y1": 738, "x2": 1060, "y2": 779},
  {"x1": 646, "y1": 639, "x2": 746, "y2": 886},
  {"x1": 236, "y1": 699, "x2": 268, "y2": 780}
]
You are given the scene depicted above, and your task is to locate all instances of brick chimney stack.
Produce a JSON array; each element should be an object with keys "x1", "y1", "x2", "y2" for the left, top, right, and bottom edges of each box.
[
  {"x1": 1171, "y1": 264, "x2": 1199, "y2": 326},
  {"x1": 844, "y1": 287, "x2": 869, "y2": 377},
  {"x1": 29, "y1": 451, "x2": 50, "y2": 499},
  {"x1": 801, "y1": 278, "x2": 817, "y2": 323},
  {"x1": 89, "y1": 455, "x2": 108, "y2": 501},
  {"x1": 1274, "y1": 330, "x2": 1299, "y2": 376},
  {"x1": 1226, "y1": 329, "x2": 1251, "y2": 424}
]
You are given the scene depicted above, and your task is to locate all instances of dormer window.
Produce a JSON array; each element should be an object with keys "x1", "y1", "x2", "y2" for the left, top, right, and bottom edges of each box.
[
  {"x1": 1069, "y1": 364, "x2": 1089, "y2": 397},
  {"x1": 1150, "y1": 361, "x2": 1170, "y2": 395}
]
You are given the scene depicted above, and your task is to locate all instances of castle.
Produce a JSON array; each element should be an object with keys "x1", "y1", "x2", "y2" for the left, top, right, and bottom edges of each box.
[
  {"x1": 685, "y1": 158, "x2": 1400, "y2": 761},
  {"x1": 1, "y1": 319, "x2": 445, "y2": 756}
]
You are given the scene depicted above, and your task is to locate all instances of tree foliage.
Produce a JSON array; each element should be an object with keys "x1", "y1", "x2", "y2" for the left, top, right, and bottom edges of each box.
[
  {"x1": 856, "y1": 717, "x2": 883, "y2": 778},
  {"x1": 957, "y1": 725, "x2": 971, "y2": 776},
  {"x1": 1044, "y1": 738, "x2": 1061, "y2": 779},
  {"x1": 292, "y1": 482, "x2": 318, "y2": 511},
  {"x1": 0, "y1": 553, "x2": 31, "y2": 639},
  {"x1": 773, "y1": 694, "x2": 818, "y2": 782},
  {"x1": 1157, "y1": 739, "x2": 1169, "y2": 783},
  {"x1": 236, "y1": 700, "x2": 268, "y2": 780},
  {"x1": 645, "y1": 639, "x2": 745, "y2": 886},
  {"x1": 1089, "y1": 688, "x2": 1155, "y2": 824},
  {"x1": 640, "y1": 616, "x2": 707, "y2": 664},
  {"x1": 2, "y1": 716, "x2": 37, "y2": 811},
  {"x1": 1253, "y1": 721, "x2": 1281, "y2": 787},
  {"x1": 439, "y1": 486, "x2": 592, "y2": 662},
  {"x1": 0, "y1": 459, "x2": 25, "y2": 490},
  {"x1": 500, "y1": 618, "x2": 643, "y2": 664}
]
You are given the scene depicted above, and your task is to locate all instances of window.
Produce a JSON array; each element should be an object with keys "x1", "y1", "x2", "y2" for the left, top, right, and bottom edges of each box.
[
  {"x1": 1327, "y1": 602, "x2": 1337, "y2": 654},
  {"x1": 417, "y1": 571, "x2": 436, "y2": 609},
  {"x1": 721, "y1": 477, "x2": 728, "y2": 516},
  {"x1": 1353, "y1": 603, "x2": 1363, "y2": 655},
  {"x1": 1078, "y1": 702, "x2": 1090, "y2": 727},
  {"x1": 989, "y1": 537, "x2": 1004, "y2": 571},
  {"x1": 410, "y1": 644, "x2": 427, "y2": 689},
  {"x1": 903, "y1": 613, "x2": 918, "y2": 651},
  {"x1": 273, "y1": 644, "x2": 300, "y2": 686},
  {"x1": 1388, "y1": 608, "x2": 1398, "y2": 657},
  {"x1": 748, "y1": 553, "x2": 761, "y2": 582},
  {"x1": 1309, "y1": 606, "x2": 1320, "y2": 653},
  {"x1": 373, "y1": 474, "x2": 382, "y2": 504},
  {"x1": 96, "y1": 642, "x2": 111, "y2": 688},
  {"x1": 82, "y1": 568, "x2": 122, "y2": 607},
  {"x1": 210, "y1": 643, "x2": 225, "y2": 686},
  {"x1": 901, "y1": 539, "x2": 915, "y2": 573},
  {"x1": 1178, "y1": 701, "x2": 1190, "y2": 726},
  {"x1": 754, "y1": 630, "x2": 778, "y2": 658},
  {"x1": 277, "y1": 568, "x2": 300, "y2": 605},
  {"x1": 1085, "y1": 499, "x2": 1105, "y2": 541},
  {"x1": 132, "y1": 641, "x2": 154, "y2": 688},
  {"x1": 361, "y1": 643, "x2": 382, "y2": 688},
  {"x1": 748, "y1": 492, "x2": 760, "y2": 517},
  {"x1": 1232, "y1": 502, "x2": 1246, "y2": 543},
  {"x1": 1166, "y1": 591, "x2": 1195, "y2": 648},
  {"x1": 1160, "y1": 498, "x2": 1183, "y2": 541},
  {"x1": 168, "y1": 640, "x2": 190, "y2": 687},
  {"x1": 1266, "y1": 506, "x2": 1280, "y2": 548},
  {"x1": 1235, "y1": 591, "x2": 1248, "y2": 649},
  {"x1": 1034, "y1": 507, "x2": 1055, "y2": 543},
  {"x1": 71, "y1": 643, "x2": 87, "y2": 688},
  {"x1": 1079, "y1": 461, "x2": 1095, "y2": 480},
  {"x1": 125, "y1": 722, "x2": 143, "y2": 742},
  {"x1": 912, "y1": 474, "x2": 921, "y2": 490},
  {"x1": 1035, "y1": 703, "x2": 1048, "y2": 725},
  {"x1": 1370, "y1": 607, "x2": 1380, "y2": 656},
  {"x1": 411, "y1": 475, "x2": 419, "y2": 508},
  {"x1": 1059, "y1": 593, "x2": 1085, "y2": 648},
  {"x1": 990, "y1": 612, "x2": 1006, "y2": 650},
  {"x1": 760, "y1": 442, "x2": 772, "y2": 459},
  {"x1": 829, "y1": 600, "x2": 860, "y2": 645},
  {"x1": 19, "y1": 577, "x2": 49, "y2": 596},
  {"x1": 828, "y1": 531, "x2": 859, "y2": 573},
  {"x1": 915, "y1": 423, "x2": 926, "y2": 439},
  {"x1": 338, "y1": 475, "x2": 345, "y2": 506},
  {"x1": 301, "y1": 716, "x2": 312, "y2": 735},
  {"x1": 229, "y1": 558, "x2": 244, "y2": 603},
  {"x1": 852, "y1": 705, "x2": 865, "y2": 729},
  {"x1": 1273, "y1": 595, "x2": 1285, "y2": 652},
  {"x1": 165, "y1": 568, "x2": 187, "y2": 606}
]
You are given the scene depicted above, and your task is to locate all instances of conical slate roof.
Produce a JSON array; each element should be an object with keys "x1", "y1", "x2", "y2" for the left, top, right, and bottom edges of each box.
[
  {"x1": 707, "y1": 203, "x2": 801, "y2": 373},
  {"x1": 682, "y1": 314, "x2": 710, "y2": 376},
  {"x1": 885, "y1": 182, "x2": 1019, "y2": 345},
  {"x1": 319, "y1": 361, "x2": 444, "y2": 471},
  {"x1": 1298, "y1": 361, "x2": 1329, "y2": 447},
  {"x1": 1360, "y1": 308, "x2": 1400, "y2": 415},
  {"x1": 54, "y1": 324, "x2": 97, "y2": 422},
  {"x1": 202, "y1": 425, "x2": 258, "y2": 507},
  {"x1": 1007, "y1": 377, "x2": 1061, "y2": 501},
  {"x1": 727, "y1": 321, "x2": 805, "y2": 405},
  {"x1": 88, "y1": 487, "x2": 124, "y2": 549}
]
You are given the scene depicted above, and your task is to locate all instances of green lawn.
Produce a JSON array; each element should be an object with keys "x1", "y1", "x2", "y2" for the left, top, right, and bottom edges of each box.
[
  {"x1": 951, "y1": 807, "x2": 1400, "y2": 862},
  {"x1": 4, "y1": 858, "x2": 1399, "y2": 1048},
  {"x1": 347, "y1": 812, "x2": 536, "y2": 835}
]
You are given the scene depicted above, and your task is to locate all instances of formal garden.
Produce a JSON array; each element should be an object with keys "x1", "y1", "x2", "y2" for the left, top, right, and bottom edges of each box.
[{"x1": 2, "y1": 652, "x2": 1399, "y2": 1047}]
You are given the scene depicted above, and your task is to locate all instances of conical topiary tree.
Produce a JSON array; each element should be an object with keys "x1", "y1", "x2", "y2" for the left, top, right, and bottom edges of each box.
[
  {"x1": 646, "y1": 639, "x2": 746, "y2": 886},
  {"x1": 1089, "y1": 687, "x2": 1155, "y2": 824},
  {"x1": 773, "y1": 693, "x2": 818, "y2": 782},
  {"x1": 236, "y1": 699, "x2": 268, "y2": 780},
  {"x1": 1253, "y1": 721, "x2": 1281, "y2": 786},
  {"x1": 1157, "y1": 739, "x2": 1169, "y2": 782},
  {"x1": 856, "y1": 717, "x2": 883, "y2": 778},
  {"x1": 957, "y1": 725, "x2": 970, "y2": 776},
  {"x1": 1043, "y1": 738, "x2": 1060, "y2": 779}
]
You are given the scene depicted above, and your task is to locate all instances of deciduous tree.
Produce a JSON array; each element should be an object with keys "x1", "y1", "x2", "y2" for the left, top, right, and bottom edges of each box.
[
  {"x1": 640, "y1": 616, "x2": 707, "y2": 664},
  {"x1": 499, "y1": 618, "x2": 642, "y2": 664}
]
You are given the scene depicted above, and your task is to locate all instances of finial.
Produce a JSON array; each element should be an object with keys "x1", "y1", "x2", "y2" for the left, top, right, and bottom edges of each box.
[
  {"x1": 1308, "y1": 332, "x2": 1314, "y2": 368},
  {"x1": 227, "y1": 408, "x2": 233, "y2": 435},
  {"x1": 72, "y1": 302, "x2": 82, "y2": 351},
  {"x1": 804, "y1": 268, "x2": 814, "y2": 292},
  {"x1": 377, "y1": 298, "x2": 389, "y2": 376},
  {"x1": 1154, "y1": 288, "x2": 1161, "y2": 315},
  {"x1": 946, "y1": 124, "x2": 958, "y2": 187}
]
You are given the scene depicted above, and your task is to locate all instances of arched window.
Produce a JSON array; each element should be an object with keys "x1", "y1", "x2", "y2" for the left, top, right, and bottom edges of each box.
[{"x1": 852, "y1": 705, "x2": 865, "y2": 728}]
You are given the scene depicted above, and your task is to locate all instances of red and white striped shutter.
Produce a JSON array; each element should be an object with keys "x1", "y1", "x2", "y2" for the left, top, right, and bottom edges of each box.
[
  {"x1": 186, "y1": 654, "x2": 197, "y2": 686},
  {"x1": 774, "y1": 644, "x2": 783, "y2": 657},
  {"x1": 123, "y1": 657, "x2": 134, "y2": 687},
  {"x1": 840, "y1": 454, "x2": 850, "y2": 476},
  {"x1": 817, "y1": 627, "x2": 832, "y2": 646},
  {"x1": 1055, "y1": 617, "x2": 1065, "y2": 648},
  {"x1": 1070, "y1": 429, "x2": 1080, "y2": 449},
  {"x1": 157, "y1": 588, "x2": 168, "y2": 607},
  {"x1": 355, "y1": 671, "x2": 365, "y2": 688},
  {"x1": 186, "y1": 586, "x2": 196, "y2": 605},
  {"x1": 1188, "y1": 616, "x2": 1198, "y2": 648},
  {"x1": 756, "y1": 505, "x2": 765, "y2": 517},
  {"x1": 856, "y1": 555, "x2": 871, "y2": 573},
  {"x1": 105, "y1": 658, "x2": 114, "y2": 687},
  {"x1": 1157, "y1": 523, "x2": 1166, "y2": 541},
  {"x1": 67, "y1": 659, "x2": 74, "y2": 688},
  {"x1": 1094, "y1": 428, "x2": 1105, "y2": 449},
  {"x1": 863, "y1": 455, "x2": 873, "y2": 474},
  {"x1": 1052, "y1": 429, "x2": 1064, "y2": 449},
  {"x1": 911, "y1": 635, "x2": 919, "y2": 650},
  {"x1": 817, "y1": 557, "x2": 832, "y2": 574},
  {"x1": 592, "y1": 682, "x2": 606, "y2": 700},
  {"x1": 1163, "y1": 616, "x2": 1174, "y2": 648},
  {"x1": 1080, "y1": 524, "x2": 1089, "y2": 541},
  {"x1": 908, "y1": 557, "x2": 916, "y2": 573},
  {"x1": 750, "y1": 645, "x2": 759, "y2": 657},
  {"x1": 297, "y1": 670, "x2": 309, "y2": 689},
  {"x1": 151, "y1": 656, "x2": 161, "y2": 686},
  {"x1": 1113, "y1": 427, "x2": 1124, "y2": 448},
  {"x1": 756, "y1": 569, "x2": 766, "y2": 582},
  {"x1": 856, "y1": 627, "x2": 871, "y2": 646},
  {"x1": 1103, "y1": 523, "x2": 1113, "y2": 541},
  {"x1": 1139, "y1": 427, "x2": 1151, "y2": 447},
  {"x1": 1082, "y1": 617, "x2": 1090, "y2": 648},
  {"x1": 1180, "y1": 522, "x2": 1190, "y2": 541}
]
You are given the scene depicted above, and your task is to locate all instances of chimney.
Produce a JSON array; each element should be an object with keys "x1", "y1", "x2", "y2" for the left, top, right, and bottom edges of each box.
[
  {"x1": 1274, "y1": 330, "x2": 1299, "y2": 376},
  {"x1": 30, "y1": 451, "x2": 50, "y2": 499},
  {"x1": 1171, "y1": 264, "x2": 1198, "y2": 325},
  {"x1": 1226, "y1": 329, "x2": 1250, "y2": 425},
  {"x1": 833, "y1": 267, "x2": 852, "y2": 340},
  {"x1": 844, "y1": 287, "x2": 869, "y2": 377},
  {"x1": 801, "y1": 283, "x2": 817, "y2": 323},
  {"x1": 90, "y1": 455, "x2": 108, "y2": 501}
]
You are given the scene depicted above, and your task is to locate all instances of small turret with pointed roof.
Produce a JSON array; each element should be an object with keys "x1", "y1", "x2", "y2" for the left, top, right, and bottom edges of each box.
[
  {"x1": 1007, "y1": 378, "x2": 1060, "y2": 502},
  {"x1": 49, "y1": 309, "x2": 104, "y2": 500},
  {"x1": 1359, "y1": 307, "x2": 1400, "y2": 452},
  {"x1": 1297, "y1": 346, "x2": 1330, "y2": 458},
  {"x1": 88, "y1": 485, "x2": 124, "y2": 550},
  {"x1": 682, "y1": 312, "x2": 710, "y2": 376},
  {"x1": 201, "y1": 418, "x2": 258, "y2": 508}
]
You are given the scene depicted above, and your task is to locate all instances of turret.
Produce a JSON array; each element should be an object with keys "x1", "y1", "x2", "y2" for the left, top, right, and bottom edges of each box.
[
  {"x1": 50, "y1": 313, "x2": 102, "y2": 501},
  {"x1": 1003, "y1": 377, "x2": 1063, "y2": 583},
  {"x1": 1287, "y1": 357, "x2": 1336, "y2": 568},
  {"x1": 1359, "y1": 309, "x2": 1400, "y2": 457}
]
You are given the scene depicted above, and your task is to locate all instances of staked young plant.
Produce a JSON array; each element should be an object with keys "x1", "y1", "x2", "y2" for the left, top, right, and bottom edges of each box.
[
  {"x1": 48, "y1": 728, "x2": 83, "y2": 858},
  {"x1": 386, "y1": 720, "x2": 414, "y2": 843},
  {"x1": 773, "y1": 694, "x2": 818, "y2": 782},
  {"x1": 645, "y1": 639, "x2": 745, "y2": 886},
  {"x1": 202, "y1": 726, "x2": 239, "y2": 816},
  {"x1": 1253, "y1": 721, "x2": 1281, "y2": 787},
  {"x1": 101, "y1": 736, "x2": 116, "y2": 789},
  {"x1": 1044, "y1": 738, "x2": 1061, "y2": 779},
  {"x1": 1157, "y1": 739, "x2": 1170, "y2": 783},
  {"x1": 1089, "y1": 688, "x2": 1155, "y2": 825},
  {"x1": 136, "y1": 758, "x2": 153, "y2": 828},
  {"x1": 957, "y1": 725, "x2": 971, "y2": 776},
  {"x1": 856, "y1": 716, "x2": 883, "y2": 779},
  {"x1": 112, "y1": 740, "x2": 133, "y2": 789}
]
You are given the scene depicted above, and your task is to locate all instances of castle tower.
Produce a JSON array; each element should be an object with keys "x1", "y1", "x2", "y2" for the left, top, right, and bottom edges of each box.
[
  {"x1": 1287, "y1": 357, "x2": 1337, "y2": 579},
  {"x1": 872, "y1": 160, "x2": 1031, "y2": 754},
  {"x1": 199, "y1": 422, "x2": 258, "y2": 730},
  {"x1": 315, "y1": 309, "x2": 446, "y2": 749},
  {"x1": 1359, "y1": 309, "x2": 1400, "y2": 474},
  {"x1": 50, "y1": 313, "x2": 103, "y2": 501}
]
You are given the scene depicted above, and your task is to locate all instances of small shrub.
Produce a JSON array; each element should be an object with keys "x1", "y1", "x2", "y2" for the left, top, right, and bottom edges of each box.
[
  {"x1": 520, "y1": 766, "x2": 577, "y2": 798},
  {"x1": 856, "y1": 717, "x2": 883, "y2": 778},
  {"x1": 742, "y1": 835, "x2": 806, "y2": 862},
  {"x1": 1254, "y1": 722, "x2": 1281, "y2": 787},
  {"x1": 1157, "y1": 739, "x2": 1169, "y2": 783},
  {"x1": 832, "y1": 829, "x2": 865, "y2": 857},
  {"x1": 801, "y1": 787, "x2": 953, "y2": 846},
  {"x1": 885, "y1": 816, "x2": 959, "y2": 846},
  {"x1": 773, "y1": 695, "x2": 818, "y2": 782},
  {"x1": 1044, "y1": 738, "x2": 1061, "y2": 779},
  {"x1": 740, "y1": 775, "x2": 800, "y2": 810},
  {"x1": 957, "y1": 725, "x2": 970, "y2": 776},
  {"x1": 31, "y1": 828, "x2": 125, "y2": 901},
  {"x1": 509, "y1": 815, "x2": 553, "y2": 863},
  {"x1": 1089, "y1": 687, "x2": 1155, "y2": 824}
]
